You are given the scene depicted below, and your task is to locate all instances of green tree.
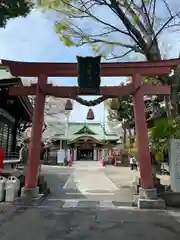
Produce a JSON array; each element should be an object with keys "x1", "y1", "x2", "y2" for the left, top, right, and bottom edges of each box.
[
  {"x1": 169, "y1": 65, "x2": 180, "y2": 117},
  {"x1": 105, "y1": 95, "x2": 134, "y2": 145},
  {"x1": 106, "y1": 97, "x2": 133, "y2": 124},
  {"x1": 105, "y1": 79, "x2": 164, "y2": 145},
  {"x1": 149, "y1": 117, "x2": 180, "y2": 153},
  {"x1": 37, "y1": 0, "x2": 180, "y2": 116},
  {"x1": 38, "y1": 0, "x2": 179, "y2": 60},
  {"x1": 0, "y1": 0, "x2": 33, "y2": 27}
]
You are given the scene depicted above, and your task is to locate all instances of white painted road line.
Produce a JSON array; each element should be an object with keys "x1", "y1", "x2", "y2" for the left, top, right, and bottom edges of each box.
[
  {"x1": 116, "y1": 206, "x2": 137, "y2": 210},
  {"x1": 63, "y1": 200, "x2": 79, "y2": 208},
  {"x1": 167, "y1": 210, "x2": 180, "y2": 223},
  {"x1": 65, "y1": 190, "x2": 114, "y2": 196},
  {"x1": 103, "y1": 175, "x2": 119, "y2": 190},
  {"x1": 81, "y1": 192, "x2": 114, "y2": 196},
  {"x1": 41, "y1": 199, "x2": 140, "y2": 210},
  {"x1": 47, "y1": 198, "x2": 64, "y2": 201},
  {"x1": 99, "y1": 200, "x2": 116, "y2": 209},
  {"x1": 63, "y1": 176, "x2": 72, "y2": 189},
  {"x1": 65, "y1": 192, "x2": 84, "y2": 195}
]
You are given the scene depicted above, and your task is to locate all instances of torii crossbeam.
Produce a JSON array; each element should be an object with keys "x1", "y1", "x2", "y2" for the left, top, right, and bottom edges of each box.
[
  {"x1": 1, "y1": 58, "x2": 179, "y2": 202},
  {"x1": 9, "y1": 84, "x2": 170, "y2": 97}
]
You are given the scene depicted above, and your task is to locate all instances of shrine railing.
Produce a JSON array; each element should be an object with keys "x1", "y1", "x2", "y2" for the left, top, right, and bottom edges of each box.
[
  {"x1": 3, "y1": 152, "x2": 20, "y2": 169},
  {"x1": 4, "y1": 152, "x2": 19, "y2": 160}
]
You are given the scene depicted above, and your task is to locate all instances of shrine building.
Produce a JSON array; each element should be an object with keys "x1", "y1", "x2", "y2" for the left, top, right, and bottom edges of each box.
[
  {"x1": 44, "y1": 122, "x2": 119, "y2": 162},
  {"x1": 0, "y1": 68, "x2": 32, "y2": 156}
]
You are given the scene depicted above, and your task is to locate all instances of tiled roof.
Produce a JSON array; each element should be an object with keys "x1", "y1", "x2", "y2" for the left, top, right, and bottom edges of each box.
[
  {"x1": 44, "y1": 122, "x2": 119, "y2": 141},
  {"x1": 0, "y1": 67, "x2": 33, "y2": 118}
]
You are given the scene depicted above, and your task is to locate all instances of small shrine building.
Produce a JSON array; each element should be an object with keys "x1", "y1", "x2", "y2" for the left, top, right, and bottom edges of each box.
[{"x1": 45, "y1": 122, "x2": 119, "y2": 162}]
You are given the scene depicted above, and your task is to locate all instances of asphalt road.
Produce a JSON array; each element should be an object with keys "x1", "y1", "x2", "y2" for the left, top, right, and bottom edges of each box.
[
  {"x1": 0, "y1": 206, "x2": 180, "y2": 240},
  {"x1": 0, "y1": 161, "x2": 180, "y2": 239},
  {"x1": 41, "y1": 161, "x2": 135, "y2": 208}
]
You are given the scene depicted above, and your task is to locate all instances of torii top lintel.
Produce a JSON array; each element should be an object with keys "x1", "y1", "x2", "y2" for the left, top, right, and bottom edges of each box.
[{"x1": 1, "y1": 58, "x2": 180, "y2": 77}]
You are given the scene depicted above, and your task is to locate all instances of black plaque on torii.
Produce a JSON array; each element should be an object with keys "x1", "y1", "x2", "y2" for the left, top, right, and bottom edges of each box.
[{"x1": 77, "y1": 56, "x2": 101, "y2": 94}]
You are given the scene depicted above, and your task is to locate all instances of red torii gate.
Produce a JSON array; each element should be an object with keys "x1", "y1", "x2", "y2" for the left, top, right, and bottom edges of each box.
[{"x1": 1, "y1": 58, "x2": 179, "y2": 200}]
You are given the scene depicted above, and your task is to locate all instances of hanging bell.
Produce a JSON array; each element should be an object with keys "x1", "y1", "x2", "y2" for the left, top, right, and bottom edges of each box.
[
  {"x1": 110, "y1": 99, "x2": 120, "y2": 110},
  {"x1": 65, "y1": 99, "x2": 73, "y2": 110},
  {"x1": 86, "y1": 108, "x2": 94, "y2": 120}
]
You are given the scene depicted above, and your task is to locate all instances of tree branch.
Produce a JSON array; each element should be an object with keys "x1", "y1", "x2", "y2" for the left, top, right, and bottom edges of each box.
[
  {"x1": 105, "y1": 49, "x2": 134, "y2": 60},
  {"x1": 110, "y1": 0, "x2": 148, "y2": 52},
  {"x1": 60, "y1": 0, "x2": 130, "y2": 36},
  {"x1": 149, "y1": 11, "x2": 180, "y2": 52}
]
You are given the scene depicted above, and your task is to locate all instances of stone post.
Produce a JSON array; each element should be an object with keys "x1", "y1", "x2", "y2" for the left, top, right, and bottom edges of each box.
[
  {"x1": 93, "y1": 146, "x2": 97, "y2": 161},
  {"x1": 74, "y1": 148, "x2": 77, "y2": 161}
]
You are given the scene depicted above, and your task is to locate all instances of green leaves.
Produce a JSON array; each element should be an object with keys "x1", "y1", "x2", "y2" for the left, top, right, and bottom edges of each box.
[
  {"x1": 91, "y1": 44, "x2": 101, "y2": 53},
  {"x1": 55, "y1": 21, "x2": 76, "y2": 47},
  {"x1": 38, "y1": 0, "x2": 71, "y2": 9},
  {"x1": 59, "y1": 35, "x2": 75, "y2": 47},
  {"x1": 150, "y1": 118, "x2": 170, "y2": 141},
  {"x1": 55, "y1": 22, "x2": 68, "y2": 32},
  {"x1": 143, "y1": 77, "x2": 160, "y2": 85},
  {"x1": 37, "y1": 0, "x2": 179, "y2": 65},
  {"x1": 149, "y1": 117, "x2": 180, "y2": 152},
  {"x1": 108, "y1": 95, "x2": 134, "y2": 126},
  {"x1": 0, "y1": 0, "x2": 33, "y2": 27}
]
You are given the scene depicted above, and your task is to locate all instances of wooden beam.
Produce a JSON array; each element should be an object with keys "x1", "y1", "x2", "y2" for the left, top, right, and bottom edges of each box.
[
  {"x1": 9, "y1": 84, "x2": 170, "y2": 97},
  {"x1": 1, "y1": 59, "x2": 175, "y2": 77},
  {"x1": 9, "y1": 85, "x2": 134, "y2": 97},
  {"x1": 9, "y1": 85, "x2": 37, "y2": 96},
  {"x1": 45, "y1": 85, "x2": 134, "y2": 97},
  {"x1": 9, "y1": 83, "x2": 54, "y2": 96},
  {"x1": 142, "y1": 84, "x2": 171, "y2": 95}
]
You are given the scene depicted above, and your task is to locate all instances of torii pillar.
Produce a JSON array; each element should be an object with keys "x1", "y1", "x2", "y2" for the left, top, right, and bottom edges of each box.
[
  {"x1": 22, "y1": 75, "x2": 47, "y2": 197},
  {"x1": 132, "y1": 74, "x2": 159, "y2": 203}
]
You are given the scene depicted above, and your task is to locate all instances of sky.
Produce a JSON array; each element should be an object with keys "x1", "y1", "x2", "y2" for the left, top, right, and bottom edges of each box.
[
  {"x1": 0, "y1": 7, "x2": 179, "y2": 124},
  {"x1": 0, "y1": 9, "x2": 125, "y2": 124}
]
